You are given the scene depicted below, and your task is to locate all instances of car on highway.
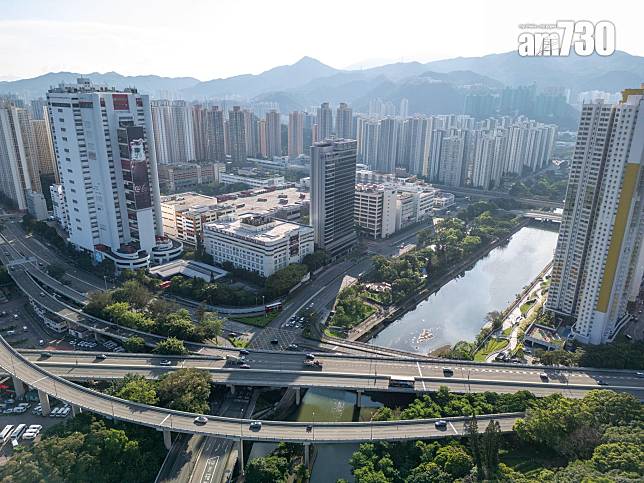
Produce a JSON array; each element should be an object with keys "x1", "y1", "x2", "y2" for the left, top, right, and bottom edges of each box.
[
  {"x1": 539, "y1": 372, "x2": 549, "y2": 382},
  {"x1": 40, "y1": 352, "x2": 51, "y2": 358},
  {"x1": 193, "y1": 416, "x2": 208, "y2": 425},
  {"x1": 270, "y1": 339, "x2": 279, "y2": 345},
  {"x1": 96, "y1": 354, "x2": 108, "y2": 360},
  {"x1": 305, "y1": 353, "x2": 316, "y2": 360},
  {"x1": 306, "y1": 425, "x2": 312, "y2": 432},
  {"x1": 159, "y1": 359, "x2": 172, "y2": 366},
  {"x1": 434, "y1": 420, "x2": 447, "y2": 430},
  {"x1": 249, "y1": 421, "x2": 262, "y2": 431},
  {"x1": 239, "y1": 349, "x2": 250, "y2": 356},
  {"x1": 287, "y1": 344, "x2": 299, "y2": 351},
  {"x1": 239, "y1": 363, "x2": 251, "y2": 369},
  {"x1": 442, "y1": 367, "x2": 453, "y2": 376}
]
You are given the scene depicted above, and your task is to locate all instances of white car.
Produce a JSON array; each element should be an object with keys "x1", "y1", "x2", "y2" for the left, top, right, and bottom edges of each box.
[
  {"x1": 22, "y1": 431, "x2": 38, "y2": 440},
  {"x1": 27, "y1": 425, "x2": 42, "y2": 432}
]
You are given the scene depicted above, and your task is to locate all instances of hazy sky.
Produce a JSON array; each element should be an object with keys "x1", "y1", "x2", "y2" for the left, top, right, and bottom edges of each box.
[{"x1": 1, "y1": 0, "x2": 641, "y2": 81}]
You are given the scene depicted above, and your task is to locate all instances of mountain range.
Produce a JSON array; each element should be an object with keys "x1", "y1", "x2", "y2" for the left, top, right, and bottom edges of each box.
[{"x1": 2, "y1": 51, "x2": 642, "y2": 122}]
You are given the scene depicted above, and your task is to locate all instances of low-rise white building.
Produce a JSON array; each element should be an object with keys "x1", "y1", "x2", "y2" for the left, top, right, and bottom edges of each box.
[
  {"x1": 354, "y1": 184, "x2": 397, "y2": 239},
  {"x1": 203, "y1": 213, "x2": 314, "y2": 277},
  {"x1": 161, "y1": 192, "x2": 235, "y2": 247},
  {"x1": 354, "y1": 182, "x2": 436, "y2": 239},
  {"x1": 219, "y1": 172, "x2": 285, "y2": 188}
]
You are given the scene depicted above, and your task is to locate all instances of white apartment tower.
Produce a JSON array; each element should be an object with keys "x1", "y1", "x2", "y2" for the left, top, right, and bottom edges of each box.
[
  {"x1": 47, "y1": 78, "x2": 169, "y2": 269},
  {"x1": 0, "y1": 105, "x2": 42, "y2": 210},
  {"x1": 316, "y1": 102, "x2": 333, "y2": 140},
  {"x1": 265, "y1": 110, "x2": 282, "y2": 158},
  {"x1": 150, "y1": 100, "x2": 195, "y2": 164},
  {"x1": 546, "y1": 88, "x2": 644, "y2": 344},
  {"x1": 288, "y1": 111, "x2": 304, "y2": 159},
  {"x1": 335, "y1": 102, "x2": 353, "y2": 139}
]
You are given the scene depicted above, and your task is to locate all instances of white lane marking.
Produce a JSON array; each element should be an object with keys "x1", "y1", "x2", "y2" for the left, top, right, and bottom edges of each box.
[
  {"x1": 200, "y1": 456, "x2": 220, "y2": 483},
  {"x1": 160, "y1": 414, "x2": 171, "y2": 426},
  {"x1": 32, "y1": 375, "x2": 49, "y2": 384},
  {"x1": 416, "y1": 362, "x2": 426, "y2": 391},
  {"x1": 448, "y1": 422, "x2": 458, "y2": 435}
]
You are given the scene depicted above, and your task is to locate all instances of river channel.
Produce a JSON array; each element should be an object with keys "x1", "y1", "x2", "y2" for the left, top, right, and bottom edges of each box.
[{"x1": 370, "y1": 226, "x2": 559, "y2": 354}]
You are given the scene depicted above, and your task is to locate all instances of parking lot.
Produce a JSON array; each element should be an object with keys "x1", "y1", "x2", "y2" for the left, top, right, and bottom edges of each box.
[{"x1": 0, "y1": 399, "x2": 72, "y2": 463}]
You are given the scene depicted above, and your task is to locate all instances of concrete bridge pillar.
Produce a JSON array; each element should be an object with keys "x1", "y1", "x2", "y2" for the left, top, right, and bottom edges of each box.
[
  {"x1": 238, "y1": 438, "x2": 245, "y2": 476},
  {"x1": 163, "y1": 430, "x2": 172, "y2": 450},
  {"x1": 228, "y1": 384, "x2": 236, "y2": 395},
  {"x1": 356, "y1": 390, "x2": 363, "y2": 408},
  {"x1": 71, "y1": 404, "x2": 81, "y2": 417},
  {"x1": 12, "y1": 376, "x2": 25, "y2": 399},
  {"x1": 304, "y1": 442, "x2": 311, "y2": 467},
  {"x1": 295, "y1": 387, "x2": 301, "y2": 405},
  {"x1": 38, "y1": 390, "x2": 51, "y2": 416}
]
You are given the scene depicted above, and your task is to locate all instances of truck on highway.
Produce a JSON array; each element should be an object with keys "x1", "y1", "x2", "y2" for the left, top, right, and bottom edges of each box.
[
  {"x1": 226, "y1": 355, "x2": 245, "y2": 365},
  {"x1": 303, "y1": 360, "x2": 323, "y2": 369},
  {"x1": 388, "y1": 375, "x2": 415, "y2": 388}
]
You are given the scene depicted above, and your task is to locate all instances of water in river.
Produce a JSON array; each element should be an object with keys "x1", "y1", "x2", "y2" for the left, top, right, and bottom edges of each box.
[
  {"x1": 370, "y1": 226, "x2": 558, "y2": 354},
  {"x1": 248, "y1": 388, "x2": 382, "y2": 482}
]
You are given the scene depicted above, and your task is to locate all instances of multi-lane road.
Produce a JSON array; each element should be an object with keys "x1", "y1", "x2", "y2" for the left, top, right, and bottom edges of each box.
[
  {"x1": 16, "y1": 349, "x2": 644, "y2": 399},
  {"x1": 0, "y1": 336, "x2": 521, "y2": 443}
]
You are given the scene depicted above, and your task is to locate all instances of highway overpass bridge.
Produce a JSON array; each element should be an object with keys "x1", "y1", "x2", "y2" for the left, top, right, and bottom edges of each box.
[
  {"x1": 0, "y1": 335, "x2": 521, "y2": 460},
  {"x1": 16, "y1": 350, "x2": 644, "y2": 401}
]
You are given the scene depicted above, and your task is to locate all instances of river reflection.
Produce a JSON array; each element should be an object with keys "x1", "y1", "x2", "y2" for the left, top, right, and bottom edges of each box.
[{"x1": 370, "y1": 226, "x2": 558, "y2": 354}]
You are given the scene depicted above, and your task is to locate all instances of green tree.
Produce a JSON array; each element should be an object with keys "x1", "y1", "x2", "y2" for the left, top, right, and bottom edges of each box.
[
  {"x1": 264, "y1": 263, "x2": 309, "y2": 298},
  {"x1": 590, "y1": 442, "x2": 643, "y2": 475},
  {"x1": 405, "y1": 462, "x2": 450, "y2": 483},
  {"x1": 112, "y1": 280, "x2": 151, "y2": 310},
  {"x1": 157, "y1": 368, "x2": 211, "y2": 413},
  {"x1": 123, "y1": 336, "x2": 146, "y2": 353},
  {"x1": 433, "y1": 444, "x2": 473, "y2": 478},
  {"x1": 84, "y1": 291, "x2": 114, "y2": 317},
  {"x1": 464, "y1": 414, "x2": 483, "y2": 477},
  {"x1": 245, "y1": 455, "x2": 289, "y2": 483},
  {"x1": 153, "y1": 337, "x2": 187, "y2": 355},
  {"x1": 481, "y1": 420, "x2": 501, "y2": 479},
  {"x1": 302, "y1": 250, "x2": 329, "y2": 272},
  {"x1": 147, "y1": 298, "x2": 180, "y2": 322},
  {"x1": 108, "y1": 374, "x2": 158, "y2": 405},
  {"x1": 198, "y1": 312, "x2": 224, "y2": 340}
]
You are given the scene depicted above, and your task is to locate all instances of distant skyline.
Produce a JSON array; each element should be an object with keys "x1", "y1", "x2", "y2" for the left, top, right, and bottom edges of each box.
[{"x1": 1, "y1": 0, "x2": 642, "y2": 81}]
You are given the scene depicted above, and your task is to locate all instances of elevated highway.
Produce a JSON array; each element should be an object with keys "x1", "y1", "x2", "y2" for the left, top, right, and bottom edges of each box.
[
  {"x1": 16, "y1": 350, "x2": 644, "y2": 400},
  {"x1": 0, "y1": 336, "x2": 521, "y2": 445}
]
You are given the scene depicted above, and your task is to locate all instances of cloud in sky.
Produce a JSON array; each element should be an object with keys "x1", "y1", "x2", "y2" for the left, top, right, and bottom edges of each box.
[{"x1": 1, "y1": 0, "x2": 641, "y2": 80}]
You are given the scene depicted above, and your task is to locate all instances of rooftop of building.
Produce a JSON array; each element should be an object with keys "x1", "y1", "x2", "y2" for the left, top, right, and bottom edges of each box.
[
  {"x1": 149, "y1": 259, "x2": 228, "y2": 282},
  {"x1": 205, "y1": 213, "x2": 312, "y2": 243},
  {"x1": 160, "y1": 192, "x2": 220, "y2": 211},
  {"x1": 230, "y1": 187, "x2": 308, "y2": 215},
  {"x1": 525, "y1": 323, "x2": 564, "y2": 347},
  {"x1": 48, "y1": 78, "x2": 138, "y2": 95}
]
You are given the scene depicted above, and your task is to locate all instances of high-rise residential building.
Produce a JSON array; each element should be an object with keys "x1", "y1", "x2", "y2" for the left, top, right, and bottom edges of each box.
[
  {"x1": 399, "y1": 98, "x2": 409, "y2": 118},
  {"x1": 311, "y1": 138, "x2": 357, "y2": 256},
  {"x1": 288, "y1": 111, "x2": 304, "y2": 158},
  {"x1": 29, "y1": 99, "x2": 47, "y2": 120},
  {"x1": 46, "y1": 78, "x2": 179, "y2": 270},
  {"x1": 151, "y1": 100, "x2": 195, "y2": 164},
  {"x1": 376, "y1": 118, "x2": 398, "y2": 174},
  {"x1": 358, "y1": 119, "x2": 380, "y2": 168},
  {"x1": 243, "y1": 109, "x2": 261, "y2": 158},
  {"x1": 0, "y1": 105, "x2": 42, "y2": 210},
  {"x1": 191, "y1": 104, "x2": 209, "y2": 161},
  {"x1": 438, "y1": 132, "x2": 467, "y2": 187},
  {"x1": 228, "y1": 106, "x2": 247, "y2": 163},
  {"x1": 207, "y1": 106, "x2": 226, "y2": 162},
  {"x1": 316, "y1": 102, "x2": 333, "y2": 140},
  {"x1": 265, "y1": 110, "x2": 282, "y2": 158},
  {"x1": 546, "y1": 88, "x2": 644, "y2": 344},
  {"x1": 335, "y1": 102, "x2": 353, "y2": 139},
  {"x1": 30, "y1": 117, "x2": 58, "y2": 181}
]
